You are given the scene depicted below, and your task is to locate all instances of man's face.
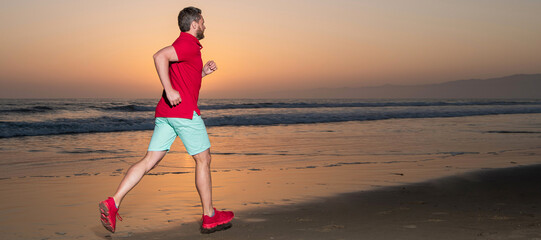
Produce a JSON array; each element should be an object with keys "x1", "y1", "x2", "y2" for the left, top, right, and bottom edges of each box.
[{"x1": 195, "y1": 16, "x2": 206, "y2": 40}]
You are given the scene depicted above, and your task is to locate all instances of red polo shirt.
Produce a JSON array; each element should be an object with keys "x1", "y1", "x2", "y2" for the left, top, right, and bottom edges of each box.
[{"x1": 155, "y1": 32, "x2": 203, "y2": 119}]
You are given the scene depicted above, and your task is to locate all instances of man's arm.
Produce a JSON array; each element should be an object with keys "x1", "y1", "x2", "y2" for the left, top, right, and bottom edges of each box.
[{"x1": 153, "y1": 46, "x2": 181, "y2": 106}]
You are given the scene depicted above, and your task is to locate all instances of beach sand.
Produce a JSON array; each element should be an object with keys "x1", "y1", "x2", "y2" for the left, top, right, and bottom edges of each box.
[
  {"x1": 125, "y1": 164, "x2": 541, "y2": 240},
  {"x1": 1, "y1": 113, "x2": 540, "y2": 239}
]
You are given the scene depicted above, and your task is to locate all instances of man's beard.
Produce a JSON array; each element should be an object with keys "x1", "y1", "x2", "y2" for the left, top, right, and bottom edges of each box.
[{"x1": 196, "y1": 26, "x2": 205, "y2": 40}]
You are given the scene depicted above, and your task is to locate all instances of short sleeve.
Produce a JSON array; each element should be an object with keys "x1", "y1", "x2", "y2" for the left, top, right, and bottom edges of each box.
[
  {"x1": 172, "y1": 41, "x2": 186, "y2": 62},
  {"x1": 171, "y1": 39, "x2": 199, "y2": 62}
]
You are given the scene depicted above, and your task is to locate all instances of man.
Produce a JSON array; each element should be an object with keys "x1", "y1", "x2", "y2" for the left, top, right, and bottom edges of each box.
[{"x1": 98, "y1": 6, "x2": 234, "y2": 234}]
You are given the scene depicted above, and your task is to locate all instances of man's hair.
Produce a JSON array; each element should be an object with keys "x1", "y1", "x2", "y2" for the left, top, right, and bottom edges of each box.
[{"x1": 178, "y1": 6, "x2": 202, "y2": 32}]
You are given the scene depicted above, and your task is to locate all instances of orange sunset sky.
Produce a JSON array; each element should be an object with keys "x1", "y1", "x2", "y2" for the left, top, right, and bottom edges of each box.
[{"x1": 1, "y1": 0, "x2": 540, "y2": 98}]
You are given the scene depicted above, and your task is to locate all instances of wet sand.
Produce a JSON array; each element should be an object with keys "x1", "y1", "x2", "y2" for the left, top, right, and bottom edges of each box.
[{"x1": 126, "y1": 164, "x2": 541, "y2": 240}]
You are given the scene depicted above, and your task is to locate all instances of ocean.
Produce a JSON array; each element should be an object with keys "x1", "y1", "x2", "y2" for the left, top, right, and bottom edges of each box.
[{"x1": 2, "y1": 98, "x2": 541, "y2": 138}]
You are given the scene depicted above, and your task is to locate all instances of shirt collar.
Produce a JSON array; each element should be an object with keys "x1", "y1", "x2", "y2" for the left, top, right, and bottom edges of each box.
[{"x1": 180, "y1": 32, "x2": 203, "y2": 49}]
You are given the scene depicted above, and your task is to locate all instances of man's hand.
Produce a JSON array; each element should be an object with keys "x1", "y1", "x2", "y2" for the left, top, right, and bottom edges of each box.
[
  {"x1": 202, "y1": 60, "x2": 218, "y2": 77},
  {"x1": 166, "y1": 89, "x2": 181, "y2": 106}
]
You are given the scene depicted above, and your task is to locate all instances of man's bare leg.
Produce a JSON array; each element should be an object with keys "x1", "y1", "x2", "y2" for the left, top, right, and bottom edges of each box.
[
  {"x1": 112, "y1": 151, "x2": 167, "y2": 207},
  {"x1": 192, "y1": 148, "x2": 214, "y2": 216}
]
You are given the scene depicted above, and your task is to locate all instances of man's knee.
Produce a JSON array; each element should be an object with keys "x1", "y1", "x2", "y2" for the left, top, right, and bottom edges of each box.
[
  {"x1": 194, "y1": 155, "x2": 211, "y2": 166},
  {"x1": 148, "y1": 161, "x2": 160, "y2": 172},
  {"x1": 143, "y1": 151, "x2": 166, "y2": 172},
  {"x1": 193, "y1": 148, "x2": 211, "y2": 165}
]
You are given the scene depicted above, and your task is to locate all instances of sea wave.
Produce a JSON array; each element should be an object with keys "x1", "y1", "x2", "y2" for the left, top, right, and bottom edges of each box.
[
  {"x1": 95, "y1": 104, "x2": 156, "y2": 112},
  {"x1": 199, "y1": 100, "x2": 541, "y2": 110},
  {"x1": 0, "y1": 106, "x2": 57, "y2": 114},
  {"x1": 95, "y1": 100, "x2": 541, "y2": 112},
  {"x1": 2, "y1": 104, "x2": 541, "y2": 138},
  {"x1": 2, "y1": 99, "x2": 540, "y2": 114}
]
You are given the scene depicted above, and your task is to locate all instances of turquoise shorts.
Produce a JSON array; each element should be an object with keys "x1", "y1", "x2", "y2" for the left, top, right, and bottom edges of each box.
[{"x1": 147, "y1": 111, "x2": 211, "y2": 155}]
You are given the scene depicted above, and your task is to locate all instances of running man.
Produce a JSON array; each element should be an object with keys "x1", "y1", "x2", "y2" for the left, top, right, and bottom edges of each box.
[{"x1": 99, "y1": 6, "x2": 234, "y2": 234}]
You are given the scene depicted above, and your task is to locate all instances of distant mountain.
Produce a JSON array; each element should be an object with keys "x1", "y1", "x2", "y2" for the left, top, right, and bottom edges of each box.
[{"x1": 266, "y1": 74, "x2": 541, "y2": 99}]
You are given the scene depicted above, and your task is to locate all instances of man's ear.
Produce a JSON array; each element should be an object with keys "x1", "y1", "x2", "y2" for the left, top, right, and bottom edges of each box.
[{"x1": 190, "y1": 21, "x2": 198, "y2": 31}]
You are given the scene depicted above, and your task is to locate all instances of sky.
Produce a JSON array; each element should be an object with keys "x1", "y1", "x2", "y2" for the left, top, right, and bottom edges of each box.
[{"x1": 1, "y1": 0, "x2": 540, "y2": 98}]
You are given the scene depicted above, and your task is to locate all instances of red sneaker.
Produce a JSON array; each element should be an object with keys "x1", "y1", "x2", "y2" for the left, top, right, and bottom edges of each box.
[
  {"x1": 201, "y1": 208, "x2": 234, "y2": 234},
  {"x1": 99, "y1": 197, "x2": 122, "y2": 233}
]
